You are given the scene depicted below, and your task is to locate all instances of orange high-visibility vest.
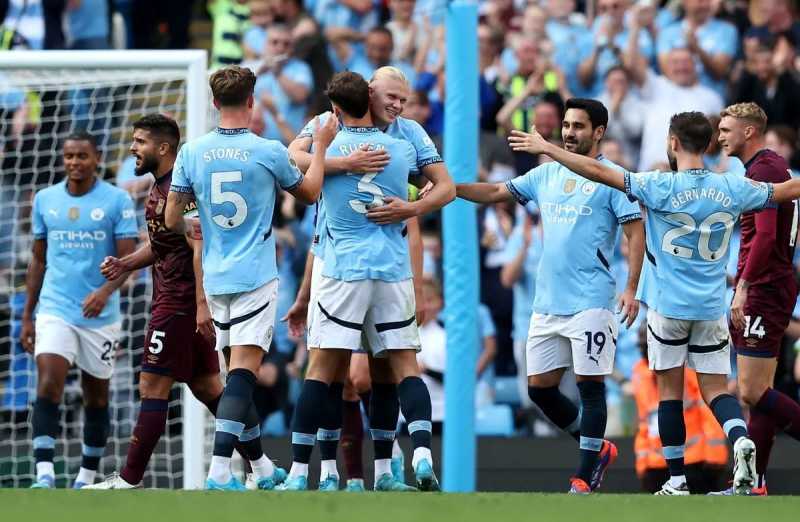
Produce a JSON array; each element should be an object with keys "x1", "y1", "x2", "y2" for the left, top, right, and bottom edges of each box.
[{"x1": 631, "y1": 360, "x2": 728, "y2": 476}]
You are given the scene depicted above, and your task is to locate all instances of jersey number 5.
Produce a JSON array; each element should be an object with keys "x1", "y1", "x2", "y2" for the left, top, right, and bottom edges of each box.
[
  {"x1": 211, "y1": 171, "x2": 248, "y2": 228},
  {"x1": 661, "y1": 212, "x2": 734, "y2": 261},
  {"x1": 349, "y1": 173, "x2": 384, "y2": 214}
]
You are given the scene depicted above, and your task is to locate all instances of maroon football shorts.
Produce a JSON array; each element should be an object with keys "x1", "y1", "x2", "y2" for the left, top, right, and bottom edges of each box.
[
  {"x1": 731, "y1": 279, "x2": 798, "y2": 358},
  {"x1": 142, "y1": 312, "x2": 219, "y2": 383}
]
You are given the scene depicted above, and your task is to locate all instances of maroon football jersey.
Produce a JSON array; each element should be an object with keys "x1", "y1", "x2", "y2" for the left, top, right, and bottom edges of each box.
[
  {"x1": 736, "y1": 149, "x2": 797, "y2": 286},
  {"x1": 145, "y1": 172, "x2": 198, "y2": 319}
]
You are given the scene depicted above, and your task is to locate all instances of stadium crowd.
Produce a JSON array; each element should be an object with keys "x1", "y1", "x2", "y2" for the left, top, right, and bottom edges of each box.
[{"x1": 2, "y1": 0, "x2": 800, "y2": 492}]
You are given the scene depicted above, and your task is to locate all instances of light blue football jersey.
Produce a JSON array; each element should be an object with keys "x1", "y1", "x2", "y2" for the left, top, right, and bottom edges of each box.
[
  {"x1": 321, "y1": 126, "x2": 417, "y2": 282},
  {"x1": 32, "y1": 179, "x2": 138, "y2": 327},
  {"x1": 506, "y1": 156, "x2": 642, "y2": 315},
  {"x1": 624, "y1": 168, "x2": 772, "y2": 320},
  {"x1": 298, "y1": 113, "x2": 443, "y2": 260},
  {"x1": 171, "y1": 128, "x2": 304, "y2": 295}
]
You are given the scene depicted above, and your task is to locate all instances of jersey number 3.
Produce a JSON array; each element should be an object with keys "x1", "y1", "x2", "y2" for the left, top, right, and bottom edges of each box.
[
  {"x1": 661, "y1": 212, "x2": 734, "y2": 261},
  {"x1": 211, "y1": 171, "x2": 248, "y2": 228}
]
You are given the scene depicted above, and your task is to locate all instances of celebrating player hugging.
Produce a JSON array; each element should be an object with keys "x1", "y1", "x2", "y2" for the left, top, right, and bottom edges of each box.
[
  {"x1": 23, "y1": 55, "x2": 800, "y2": 497},
  {"x1": 163, "y1": 65, "x2": 331, "y2": 491},
  {"x1": 457, "y1": 98, "x2": 645, "y2": 494},
  {"x1": 508, "y1": 107, "x2": 800, "y2": 496}
]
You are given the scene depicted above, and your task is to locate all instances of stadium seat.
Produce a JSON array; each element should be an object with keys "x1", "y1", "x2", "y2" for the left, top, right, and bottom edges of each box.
[
  {"x1": 475, "y1": 404, "x2": 514, "y2": 436},
  {"x1": 493, "y1": 377, "x2": 520, "y2": 406}
]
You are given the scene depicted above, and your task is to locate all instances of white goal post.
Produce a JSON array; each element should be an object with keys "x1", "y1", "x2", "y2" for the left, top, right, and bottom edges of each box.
[{"x1": 0, "y1": 50, "x2": 210, "y2": 489}]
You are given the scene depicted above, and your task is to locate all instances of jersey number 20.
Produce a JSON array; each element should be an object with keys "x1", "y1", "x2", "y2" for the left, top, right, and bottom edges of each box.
[
  {"x1": 661, "y1": 212, "x2": 734, "y2": 261},
  {"x1": 211, "y1": 171, "x2": 248, "y2": 228}
]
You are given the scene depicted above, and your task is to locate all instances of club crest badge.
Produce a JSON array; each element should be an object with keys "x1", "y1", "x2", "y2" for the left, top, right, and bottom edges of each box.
[
  {"x1": 91, "y1": 208, "x2": 105, "y2": 221},
  {"x1": 582, "y1": 182, "x2": 596, "y2": 195}
]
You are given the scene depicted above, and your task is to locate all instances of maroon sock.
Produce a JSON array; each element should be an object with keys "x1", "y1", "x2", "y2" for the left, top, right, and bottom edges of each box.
[
  {"x1": 748, "y1": 406, "x2": 776, "y2": 480},
  {"x1": 756, "y1": 388, "x2": 800, "y2": 440},
  {"x1": 341, "y1": 400, "x2": 364, "y2": 480},
  {"x1": 120, "y1": 399, "x2": 168, "y2": 485}
]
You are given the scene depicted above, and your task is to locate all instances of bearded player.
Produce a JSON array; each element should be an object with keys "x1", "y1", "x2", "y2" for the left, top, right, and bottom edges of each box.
[
  {"x1": 716, "y1": 102, "x2": 800, "y2": 495},
  {"x1": 86, "y1": 114, "x2": 284, "y2": 489}
]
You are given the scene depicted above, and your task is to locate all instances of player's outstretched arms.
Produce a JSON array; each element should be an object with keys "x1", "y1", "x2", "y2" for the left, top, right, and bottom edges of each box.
[
  {"x1": 288, "y1": 132, "x2": 389, "y2": 174},
  {"x1": 508, "y1": 127, "x2": 625, "y2": 192},
  {"x1": 456, "y1": 181, "x2": 516, "y2": 204},
  {"x1": 771, "y1": 178, "x2": 800, "y2": 204},
  {"x1": 21, "y1": 239, "x2": 46, "y2": 353},
  {"x1": 100, "y1": 242, "x2": 156, "y2": 281},
  {"x1": 291, "y1": 114, "x2": 339, "y2": 204}
]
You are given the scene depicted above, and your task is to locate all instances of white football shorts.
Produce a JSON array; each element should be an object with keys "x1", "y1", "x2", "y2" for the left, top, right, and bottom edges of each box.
[
  {"x1": 309, "y1": 275, "x2": 420, "y2": 355},
  {"x1": 207, "y1": 278, "x2": 278, "y2": 352},
  {"x1": 646, "y1": 308, "x2": 730, "y2": 375},
  {"x1": 526, "y1": 308, "x2": 617, "y2": 377},
  {"x1": 34, "y1": 313, "x2": 120, "y2": 379}
]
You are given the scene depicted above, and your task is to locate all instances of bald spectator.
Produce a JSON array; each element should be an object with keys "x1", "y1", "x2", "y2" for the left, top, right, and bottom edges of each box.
[
  {"x1": 630, "y1": 47, "x2": 723, "y2": 170},
  {"x1": 657, "y1": 0, "x2": 739, "y2": 97}
]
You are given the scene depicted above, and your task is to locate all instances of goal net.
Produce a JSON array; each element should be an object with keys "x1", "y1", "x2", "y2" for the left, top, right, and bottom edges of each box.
[{"x1": 0, "y1": 51, "x2": 211, "y2": 489}]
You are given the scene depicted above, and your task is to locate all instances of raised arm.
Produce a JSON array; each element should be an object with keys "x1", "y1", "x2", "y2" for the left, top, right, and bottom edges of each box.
[
  {"x1": 288, "y1": 114, "x2": 339, "y2": 204},
  {"x1": 508, "y1": 128, "x2": 625, "y2": 191},
  {"x1": 366, "y1": 161, "x2": 456, "y2": 224},
  {"x1": 457, "y1": 181, "x2": 516, "y2": 204},
  {"x1": 288, "y1": 134, "x2": 389, "y2": 175},
  {"x1": 770, "y1": 179, "x2": 800, "y2": 204}
]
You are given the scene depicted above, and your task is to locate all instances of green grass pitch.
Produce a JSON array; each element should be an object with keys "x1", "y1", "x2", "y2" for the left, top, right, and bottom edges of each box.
[{"x1": 3, "y1": 491, "x2": 798, "y2": 522}]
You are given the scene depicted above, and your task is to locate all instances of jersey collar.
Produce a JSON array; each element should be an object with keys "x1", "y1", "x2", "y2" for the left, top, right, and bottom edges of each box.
[
  {"x1": 684, "y1": 168, "x2": 709, "y2": 175},
  {"x1": 344, "y1": 126, "x2": 381, "y2": 134},
  {"x1": 63, "y1": 176, "x2": 99, "y2": 197},
  {"x1": 743, "y1": 149, "x2": 769, "y2": 170},
  {"x1": 215, "y1": 127, "x2": 249, "y2": 135}
]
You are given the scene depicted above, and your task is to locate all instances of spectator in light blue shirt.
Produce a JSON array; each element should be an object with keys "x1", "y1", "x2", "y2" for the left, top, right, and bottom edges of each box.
[
  {"x1": 67, "y1": 0, "x2": 109, "y2": 49},
  {"x1": 577, "y1": 0, "x2": 656, "y2": 97},
  {"x1": 656, "y1": 0, "x2": 738, "y2": 97},
  {"x1": 543, "y1": 0, "x2": 591, "y2": 97},
  {"x1": 243, "y1": 0, "x2": 274, "y2": 60},
  {"x1": 329, "y1": 26, "x2": 416, "y2": 86},
  {"x1": 252, "y1": 24, "x2": 313, "y2": 143}
]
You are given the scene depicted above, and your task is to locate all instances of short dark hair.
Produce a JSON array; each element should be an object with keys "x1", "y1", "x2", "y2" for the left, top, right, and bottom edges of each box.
[
  {"x1": 668, "y1": 111, "x2": 713, "y2": 154},
  {"x1": 325, "y1": 72, "x2": 370, "y2": 118},
  {"x1": 368, "y1": 26, "x2": 394, "y2": 41},
  {"x1": 133, "y1": 114, "x2": 181, "y2": 150},
  {"x1": 565, "y1": 98, "x2": 608, "y2": 130},
  {"x1": 64, "y1": 130, "x2": 99, "y2": 152},
  {"x1": 209, "y1": 65, "x2": 256, "y2": 107}
]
